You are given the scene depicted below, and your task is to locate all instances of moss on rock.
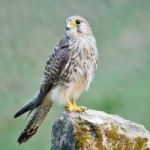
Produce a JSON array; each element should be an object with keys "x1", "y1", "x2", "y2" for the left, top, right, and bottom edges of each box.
[
  {"x1": 51, "y1": 110, "x2": 150, "y2": 150},
  {"x1": 75, "y1": 120, "x2": 149, "y2": 150}
]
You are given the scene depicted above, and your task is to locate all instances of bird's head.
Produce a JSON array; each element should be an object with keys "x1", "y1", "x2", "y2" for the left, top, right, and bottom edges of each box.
[{"x1": 65, "y1": 16, "x2": 92, "y2": 38}]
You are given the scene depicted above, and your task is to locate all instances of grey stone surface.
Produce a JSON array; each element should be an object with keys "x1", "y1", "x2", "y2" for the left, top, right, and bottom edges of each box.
[{"x1": 51, "y1": 110, "x2": 150, "y2": 150}]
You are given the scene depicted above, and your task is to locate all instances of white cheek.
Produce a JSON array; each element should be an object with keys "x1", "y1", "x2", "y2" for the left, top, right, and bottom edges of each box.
[{"x1": 79, "y1": 23, "x2": 88, "y2": 33}]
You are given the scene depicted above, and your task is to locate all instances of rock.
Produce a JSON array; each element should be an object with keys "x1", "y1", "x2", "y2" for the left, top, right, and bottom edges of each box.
[{"x1": 51, "y1": 110, "x2": 150, "y2": 150}]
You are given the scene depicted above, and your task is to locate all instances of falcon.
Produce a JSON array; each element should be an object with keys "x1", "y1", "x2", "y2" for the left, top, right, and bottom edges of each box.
[{"x1": 14, "y1": 15, "x2": 98, "y2": 144}]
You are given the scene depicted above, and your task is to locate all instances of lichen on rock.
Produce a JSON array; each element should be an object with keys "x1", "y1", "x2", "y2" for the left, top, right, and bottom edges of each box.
[
  {"x1": 75, "y1": 120, "x2": 149, "y2": 150},
  {"x1": 51, "y1": 110, "x2": 150, "y2": 150}
]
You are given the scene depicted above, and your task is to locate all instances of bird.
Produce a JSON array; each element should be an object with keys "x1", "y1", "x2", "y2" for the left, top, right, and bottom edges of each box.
[{"x1": 14, "y1": 15, "x2": 98, "y2": 144}]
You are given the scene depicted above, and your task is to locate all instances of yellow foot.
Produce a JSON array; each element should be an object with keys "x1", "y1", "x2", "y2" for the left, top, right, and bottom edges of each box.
[{"x1": 65, "y1": 104, "x2": 87, "y2": 112}]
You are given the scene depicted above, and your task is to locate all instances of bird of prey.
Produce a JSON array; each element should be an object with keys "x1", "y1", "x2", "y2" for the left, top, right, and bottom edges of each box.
[{"x1": 14, "y1": 15, "x2": 98, "y2": 144}]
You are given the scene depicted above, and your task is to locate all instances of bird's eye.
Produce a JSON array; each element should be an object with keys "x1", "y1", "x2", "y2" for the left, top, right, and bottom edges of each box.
[{"x1": 76, "y1": 19, "x2": 81, "y2": 25}]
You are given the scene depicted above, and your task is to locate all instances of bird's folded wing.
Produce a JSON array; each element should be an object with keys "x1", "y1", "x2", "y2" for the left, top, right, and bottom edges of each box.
[{"x1": 41, "y1": 38, "x2": 70, "y2": 93}]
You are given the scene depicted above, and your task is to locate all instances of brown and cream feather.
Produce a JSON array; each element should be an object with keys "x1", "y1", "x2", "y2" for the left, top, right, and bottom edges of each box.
[{"x1": 14, "y1": 15, "x2": 98, "y2": 144}]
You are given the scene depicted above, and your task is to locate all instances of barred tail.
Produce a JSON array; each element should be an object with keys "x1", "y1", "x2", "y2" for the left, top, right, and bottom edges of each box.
[{"x1": 18, "y1": 98, "x2": 53, "y2": 144}]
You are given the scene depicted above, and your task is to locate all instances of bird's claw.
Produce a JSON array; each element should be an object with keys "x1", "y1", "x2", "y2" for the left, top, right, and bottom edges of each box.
[{"x1": 65, "y1": 103, "x2": 87, "y2": 112}]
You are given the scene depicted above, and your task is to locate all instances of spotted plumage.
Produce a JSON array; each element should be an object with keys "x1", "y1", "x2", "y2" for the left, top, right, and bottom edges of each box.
[{"x1": 14, "y1": 15, "x2": 98, "y2": 144}]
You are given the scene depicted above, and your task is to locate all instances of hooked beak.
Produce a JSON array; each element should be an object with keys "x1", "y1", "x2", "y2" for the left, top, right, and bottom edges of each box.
[{"x1": 66, "y1": 19, "x2": 77, "y2": 30}]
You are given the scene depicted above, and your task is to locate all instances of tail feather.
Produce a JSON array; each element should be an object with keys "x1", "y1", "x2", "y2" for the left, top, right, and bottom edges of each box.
[
  {"x1": 14, "y1": 91, "x2": 46, "y2": 118},
  {"x1": 18, "y1": 98, "x2": 53, "y2": 144},
  {"x1": 14, "y1": 102, "x2": 34, "y2": 118}
]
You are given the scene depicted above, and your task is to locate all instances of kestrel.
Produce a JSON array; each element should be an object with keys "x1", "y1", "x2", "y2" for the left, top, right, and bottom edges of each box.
[{"x1": 14, "y1": 15, "x2": 98, "y2": 144}]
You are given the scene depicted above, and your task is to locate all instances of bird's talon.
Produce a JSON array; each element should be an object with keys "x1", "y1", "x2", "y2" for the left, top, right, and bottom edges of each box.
[
  {"x1": 65, "y1": 104, "x2": 71, "y2": 111},
  {"x1": 65, "y1": 104, "x2": 87, "y2": 112},
  {"x1": 65, "y1": 98, "x2": 87, "y2": 112},
  {"x1": 79, "y1": 106, "x2": 87, "y2": 111}
]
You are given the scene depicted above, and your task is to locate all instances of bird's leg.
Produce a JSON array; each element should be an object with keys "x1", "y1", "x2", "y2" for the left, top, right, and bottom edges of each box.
[
  {"x1": 65, "y1": 98, "x2": 73, "y2": 111},
  {"x1": 65, "y1": 98, "x2": 87, "y2": 112},
  {"x1": 71, "y1": 98, "x2": 76, "y2": 107},
  {"x1": 72, "y1": 98, "x2": 87, "y2": 112}
]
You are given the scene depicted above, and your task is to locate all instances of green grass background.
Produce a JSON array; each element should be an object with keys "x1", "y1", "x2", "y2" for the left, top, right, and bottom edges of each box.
[{"x1": 0, "y1": 0, "x2": 150, "y2": 149}]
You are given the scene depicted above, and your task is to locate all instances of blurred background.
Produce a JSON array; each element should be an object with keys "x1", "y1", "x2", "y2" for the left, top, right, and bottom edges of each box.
[{"x1": 0, "y1": 0, "x2": 150, "y2": 149}]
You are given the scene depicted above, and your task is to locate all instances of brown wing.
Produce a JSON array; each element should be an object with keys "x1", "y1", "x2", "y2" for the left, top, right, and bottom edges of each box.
[
  {"x1": 14, "y1": 37, "x2": 70, "y2": 118},
  {"x1": 41, "y1": 37, "x2": 70, "y2": 93}
]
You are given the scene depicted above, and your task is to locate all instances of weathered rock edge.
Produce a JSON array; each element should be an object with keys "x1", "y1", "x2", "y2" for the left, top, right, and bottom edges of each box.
[{"x1": 51, "y1": 109, "x2": 150, "y2": 150}]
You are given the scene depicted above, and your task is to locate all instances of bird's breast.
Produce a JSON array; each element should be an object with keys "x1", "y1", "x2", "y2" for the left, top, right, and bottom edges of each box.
[{"x1": 49, "y1": 37, "x2": 97, "y2": 104}]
